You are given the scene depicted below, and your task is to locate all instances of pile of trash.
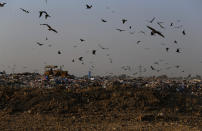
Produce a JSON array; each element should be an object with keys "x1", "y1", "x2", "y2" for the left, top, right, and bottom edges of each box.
[{"x1": 0, "y1": 86, "x2": 201, "y2": 118}]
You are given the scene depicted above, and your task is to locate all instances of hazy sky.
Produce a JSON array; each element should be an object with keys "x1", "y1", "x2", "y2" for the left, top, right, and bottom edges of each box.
[{"x1": 0, "y1": 0, "x2": 202, "y2": 76}]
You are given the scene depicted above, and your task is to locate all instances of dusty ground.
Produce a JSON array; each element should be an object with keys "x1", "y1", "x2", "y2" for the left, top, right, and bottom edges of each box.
[{"x1": 0, "y1": 86, "x2": 201, "y2": 130}]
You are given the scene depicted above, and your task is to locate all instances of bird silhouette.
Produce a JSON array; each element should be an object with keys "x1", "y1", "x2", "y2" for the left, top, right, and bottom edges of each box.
[
  {"x1": 150, "y1": 66, "x2": 155, "y2": 70},
  {"x1": 176, "y1": 48, "x2": 181, "y2": 53},
  {"x1": 78, "y1": 57, "x2": 83, "y2": 61},
  {"x1": 147, "y1": 26, "x2": 165, "y2": 38},
  {"x1": 20, "y1": 8, "x2": 30, "y2": 13},
  {"x1": 0, "y1": 2, "x2": 6, "y2": 7},
  {"x1": 122, "y1": 19, "x2": 127, "y2": 24},
  {"x1": 147, "y1": 17, "x2": 155, "y2": 23},
  {"x1": 86, "y1": 4, "x2": 92, "y2": 9},
  {"x1": 101, "y1": 19, "x2": 107, "y2": 22},
  {"x1": 98, "y1": 44, "x2": 109, "y2": 50},
  {"x1": 40, "y1": 24, "x2": 58, "y2": 33},
  {"x1": 174, "y1": 40, "x2": 178, "y2": 44},
  {"x1": 39, "y1": 11, "x2": 50, "y2": 19},
  {"x1": 36, "y1": 42, "x2": 44, "y2": 46},
  {"x1": 116, "y1": 29, "x2": 125, "y2": 32},
  {"x1": 166, "y1": 47, "x2": 169, "y2": 52},
  {"x1": 182, "y1": 30, "x2": 186, "y2": 35},
  {"x1": 136, "y1": 41, "x2": 141, "y2": 44},
  {"x1": 58, "y1": 50, "x2": 62, "y2": 54},
  {"x1": 138, "y1": 31, "x2": 146, "y2": 35},
  {"x1": 170, "y1": 22, "x2": 174, "y2": 27},
  {"x1": 92, "y1": 50, "x2": 96, "y2": 55},
  {"x1": 80, "y1": 39, "x2": 85, "y2": 42},
  {"x1": 157, "y1": 22, "x2": 165, "y2": 29}
]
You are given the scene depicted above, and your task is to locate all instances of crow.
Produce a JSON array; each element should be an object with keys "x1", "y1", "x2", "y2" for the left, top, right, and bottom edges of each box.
[
  {"x1": 150, "y1": 66, "x2": 155, "y2": 70},
  {"x1": 148, "y1": 17, "x2": 156, "y2": 23},
  {"x1": 98, "y1": 44, "x2": 109, "y2": 50},
  {"x1": 147, "y1": 26, "x2": 165, "y2": 38},
  {"x1": 40, "y1": 24, "x2": 58, "y2": 33},
  {"x1": 122, "y1": 19, "x2": 127, "y2": 24},
  {"x1": 36, "y1": 42, "x2": 44, "y2": 46},
  {"x1": 157, "y1": 22, "x2": 165, "y2": 29},
  {"x1": 39, "y1": 11, "x2": 50, "y2": 19},
  {"x1": 0, "y1": 2, "x2": 6, "y2": 7},
  {"x1": 176, "y1": 48, "x2": 181, "y2": 53},
  {"x1": 92, "y1": 50, "x2": 96, "y2": 55},
  {"x1": 20, "y1": 8, "x2": 30, "y2": 13},
  {"x1": 86, "y1": 4, "x2": 92, "y2": 9},
  {"x1": 182, "y1": 30, "x2": 186, "y2": 35},
  {"x1": 80, "y1": 39, "x2": 85, "y2": 42},
  {"x1": 138, "y1": 31, "x2": 146, "y2": 35},
  {"x1": 170, "y1": 22, "x2": 174, "y2": 27},
  {"x1": 137, "y1": 41, "x2": 141, "y2": 44},
  {"x1": 79, "y1": 57, "x2": 83, "y2": 61},
  {"x1": 58, "y1": 50, "x2": 61, "y2": 54},
  {"x1": 116, "y1": 29, "x2": 125, "y2": 32},
  {"x1": 101, "y1": 19, "x2": 107, "y2": 22},
  {"x1": 174, "y1": 40, "x2": 178, "y2": 44}
]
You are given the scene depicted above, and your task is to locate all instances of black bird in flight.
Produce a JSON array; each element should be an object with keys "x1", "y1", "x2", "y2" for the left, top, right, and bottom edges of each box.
[
  {"x1": 39, "y1": 11, "x2": 50, "y2": 19},
  {"x1": 40, "y1": 24, "x2": 58, "y2": 33},
  {"x1": 176, "y1": 48, "x2": 181, "y2": 53},
  {"x1": 116, "y1": 28, "x2": 125, "y2": 32},
  {"x1": 138, "y1": 31, "x2": 146, "y2": 35},
  {"x1": 101, "y1": 19, "x2": 107, "y2": 22},
  {"x1": 20, "y1": 8, "x2": 30, "y2": 13},
  {"x1": 92, "y1": 50, "x2": 96, "y2": 55},
  {"x1": 136, "y1": 41, "x2": 141, "y2": 44},
  {"x1": 58, "y1": 50, "x2": 62, "y2": 54},
  {"x1": 166, "y1": 47, "x2": 169, "y2": 52},
  {"x1": 78, "y1": 57, "x2": 83, "y2": 61},
  {"x1": 36, "y1": 42, "x2": 44, "y2": 46},
  {"x1": 72, "y1": 59, "x2": 75, "y2": 63},
  {"x1": 157, "y1": 22, "x2": 165, "y2": 29},
  {"x1": 148, "y1": 17, "x2": 156, "y2": 23},
  {"x1": 80, "y1": 39, "x2": 85, "y2": 42},
  {"x1": 86, "y1": 4, "x2": 92, "y2": 9},
  {"x1": 0, "y1": 2, "x2": 6, "y2": 7},
  {"x1": 98, "y1": 44, "x2": 109, "y2": 50},
  {"x1": 182, "y1": 30, "x2": 186, "y2": 35},
  {"x1": 147, "y1": 26, "x2": 165, "y2": 38},
  {"x1": 150, "y1": 66, "x2": 155, "y2": 70},
  {"x1": 129, "y1": 26, "x2": 132, "y2": 29},
  {"x1": 170, "y1": 22, "x2": 174, "y2": 27},
  {"x1": 122, "y1": 19, "x2": 127, "y2": 24},
  {"x1": 174, "y1": 40, "x2": 178, "y2": 44}
]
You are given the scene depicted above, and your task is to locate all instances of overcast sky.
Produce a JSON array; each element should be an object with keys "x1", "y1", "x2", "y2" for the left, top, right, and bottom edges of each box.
[{"x1": 0, "y1": 0, "x2": 202, "y2": 76}]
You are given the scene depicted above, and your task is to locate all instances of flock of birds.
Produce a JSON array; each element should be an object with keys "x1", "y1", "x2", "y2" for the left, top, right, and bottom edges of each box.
[{"x1": 0, "y1": 1, "x2": 198, "y2": 76}]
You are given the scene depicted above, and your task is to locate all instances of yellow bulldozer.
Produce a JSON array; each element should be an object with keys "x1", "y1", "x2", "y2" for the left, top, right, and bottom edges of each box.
[{"x1": 44, "y1": 65, "x2": 68, "y2": 77}]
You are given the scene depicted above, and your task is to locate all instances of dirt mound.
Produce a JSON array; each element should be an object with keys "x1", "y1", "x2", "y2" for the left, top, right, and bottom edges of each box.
[{"x1": 0, "y1": 86, "x2": 201, "y2": 118}]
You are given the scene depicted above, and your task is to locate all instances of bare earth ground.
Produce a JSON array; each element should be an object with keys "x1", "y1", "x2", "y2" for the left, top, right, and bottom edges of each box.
[{"x1": 0, "y1": 86, "x2": 201, "y2": 130}]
